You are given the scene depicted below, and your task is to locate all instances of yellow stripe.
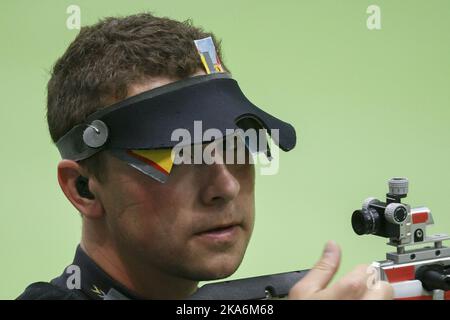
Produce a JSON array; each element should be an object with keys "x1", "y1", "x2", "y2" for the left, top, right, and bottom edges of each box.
[
  {"x1": 131, "y1": 149, "x2": 174, "y2": 174},
  {"x1": 199, "y1": 54, "x2": 211, "y2": 74}
]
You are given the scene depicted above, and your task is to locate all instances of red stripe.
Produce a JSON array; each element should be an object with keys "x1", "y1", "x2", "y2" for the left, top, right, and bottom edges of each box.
[
  {"x1": 384, "y1": 266, "x2": 415, "y2": 283},
  {"x1": 412, "y1": 212, "x2": 428, "y2": 224},
  {"x1": 127, "y1": 150, "x2": 169, "y2": 175}
]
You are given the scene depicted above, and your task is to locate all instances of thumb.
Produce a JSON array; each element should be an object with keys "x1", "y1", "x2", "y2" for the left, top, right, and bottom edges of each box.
[{"x1": 289, "y1": 241, "x2": 341, "y2": 297}]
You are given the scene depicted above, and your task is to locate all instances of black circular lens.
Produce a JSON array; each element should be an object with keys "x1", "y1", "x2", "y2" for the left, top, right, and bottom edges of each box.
[
  {"x1": 394, "y1": 206, "x2": 408, "y2": 222},
  {"x1": 351, "y1": 209, "x2": 380, "y2": 235}
]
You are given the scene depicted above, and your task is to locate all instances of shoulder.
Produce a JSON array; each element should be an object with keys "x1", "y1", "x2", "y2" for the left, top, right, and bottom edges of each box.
[{"x1": 16, "y1": 282, "x2": 88, "y2": 300}]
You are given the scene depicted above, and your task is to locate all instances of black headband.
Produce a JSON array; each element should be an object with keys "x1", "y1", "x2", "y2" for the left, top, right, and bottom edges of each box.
[{"x1": 56, "y1": 73, "x2": 297, "y2": 161}]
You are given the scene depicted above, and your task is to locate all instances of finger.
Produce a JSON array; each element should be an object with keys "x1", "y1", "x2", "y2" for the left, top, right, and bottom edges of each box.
[
  {"x1": 362, "y1": 281, "x2": 394, "y2": 300},
  {"x1": 289, "y1": 241, "x2": 341, "y2": 298},
  {"x1": 324, "y1": 264, "x2": 372, "y2": 299}
]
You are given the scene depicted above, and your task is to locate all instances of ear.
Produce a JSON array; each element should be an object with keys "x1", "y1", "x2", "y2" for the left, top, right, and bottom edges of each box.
[{"x1": 57, "y1": 160, "x2": 105, "y2": 219}]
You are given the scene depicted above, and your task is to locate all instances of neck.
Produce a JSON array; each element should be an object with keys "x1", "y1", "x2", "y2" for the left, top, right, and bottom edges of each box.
[{"x1": 81, "y1": 223, "x2": 198, "y2": 299}]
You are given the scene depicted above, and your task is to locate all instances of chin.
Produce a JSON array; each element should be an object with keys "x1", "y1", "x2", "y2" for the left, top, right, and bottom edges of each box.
[
  {"x1": 180, "y1": 233, "x2": 251, "y2": 281},
  {"x1": 191, "y1": 268, "x2": 237, "y2": 282},
  {"x1": 189, "y1": 253, "x2": 244, "y2": 281}
]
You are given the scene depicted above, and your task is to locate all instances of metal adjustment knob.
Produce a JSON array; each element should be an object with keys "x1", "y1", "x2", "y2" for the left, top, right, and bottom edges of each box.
[
  {"x1": 388, "y1": 177, "x2": 409, "y2": 196},
  {"x1": 385, "y1": 203, "x2": 409, "y2": 224},
  {"x1": 83, "y1": 120, "x2": 109, "y2": 148}
]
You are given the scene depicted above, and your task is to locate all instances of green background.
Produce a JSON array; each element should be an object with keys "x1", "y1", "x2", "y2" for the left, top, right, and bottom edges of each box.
[{"x1": 1, "y1": 0, "x2": 449, "y2": 299}]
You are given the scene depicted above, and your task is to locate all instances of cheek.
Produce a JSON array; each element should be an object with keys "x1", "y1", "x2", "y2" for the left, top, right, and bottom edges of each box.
[
  {"x1": 237, "y1": 164, "x2": 256, "y2": 229},
  {"x1": 106, "y1": 177, "x2": 198, "y2": 252},
  {"x1": 233, "y1": 163, "x2": 255, "y2": 197}
]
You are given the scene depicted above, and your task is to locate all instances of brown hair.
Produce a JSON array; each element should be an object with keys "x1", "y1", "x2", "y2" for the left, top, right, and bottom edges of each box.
[{"x1": 47, "y1": 12, "x2": 228, "y2": 181}]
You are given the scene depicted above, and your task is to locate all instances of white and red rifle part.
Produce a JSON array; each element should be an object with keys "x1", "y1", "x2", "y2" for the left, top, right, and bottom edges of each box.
[{"x1": 352, "y1": 177, "x2": 450, "y2": 300}]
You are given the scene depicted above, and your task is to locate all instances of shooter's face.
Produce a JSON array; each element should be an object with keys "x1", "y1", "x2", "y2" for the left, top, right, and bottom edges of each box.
[
  {"x1": 97, "y1": 150, "x2": 255, "y2": 281},
  {"x1": 93, "y1": 73, "x2": 255, "y2": 281}
]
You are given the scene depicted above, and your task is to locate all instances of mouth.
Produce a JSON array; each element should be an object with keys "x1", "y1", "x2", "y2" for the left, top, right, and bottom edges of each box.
[{"x1": 194, "y1": 223, "x2": 241, "y2": 243}]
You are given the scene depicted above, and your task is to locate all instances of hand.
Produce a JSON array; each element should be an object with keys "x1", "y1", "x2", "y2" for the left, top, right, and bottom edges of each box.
[{"x1": 288, "y1": 241, "x2": 394, "y2": 300}]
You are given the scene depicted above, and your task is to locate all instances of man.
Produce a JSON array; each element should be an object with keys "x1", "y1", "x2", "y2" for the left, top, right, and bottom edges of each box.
[{"x1": 18, "y1": 13, "x2": 392, "y2": 300}]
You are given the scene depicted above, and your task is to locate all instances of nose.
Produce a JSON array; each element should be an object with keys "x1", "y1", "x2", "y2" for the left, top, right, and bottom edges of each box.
[{"x1": 201, "y1": 163, "x2": 241, "y2": 206}]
